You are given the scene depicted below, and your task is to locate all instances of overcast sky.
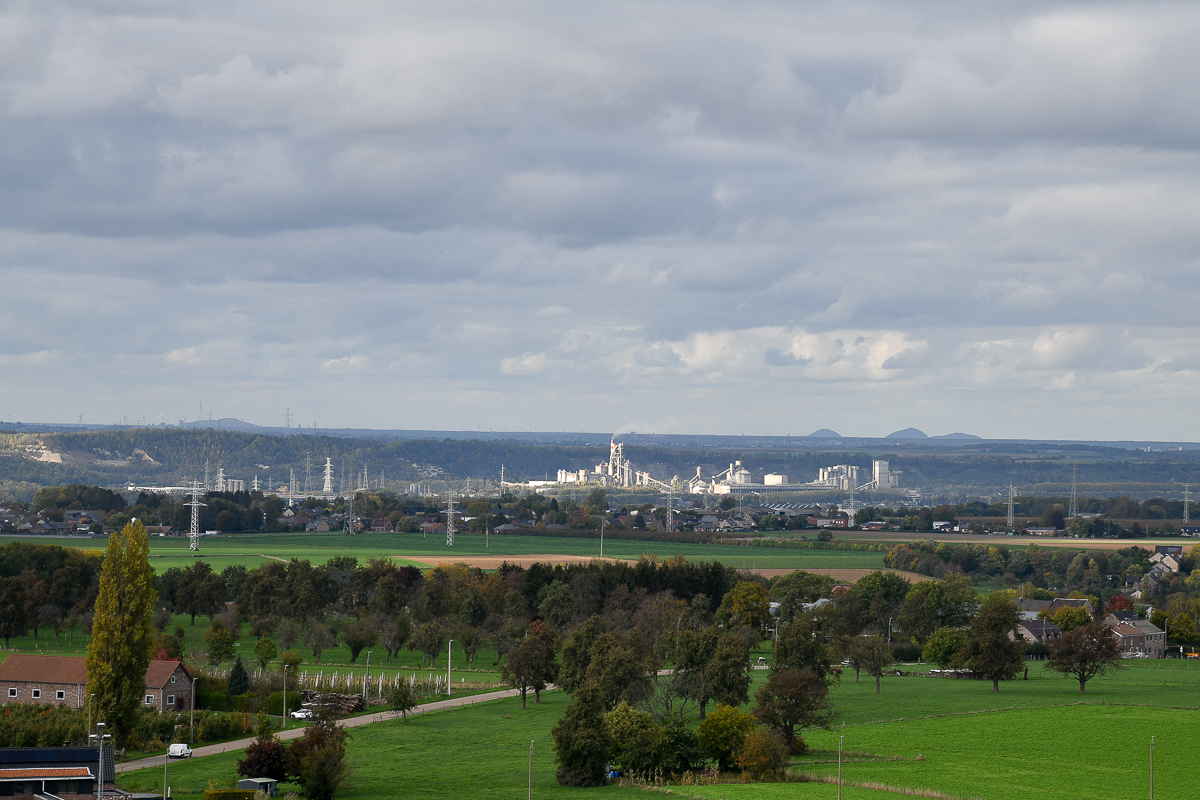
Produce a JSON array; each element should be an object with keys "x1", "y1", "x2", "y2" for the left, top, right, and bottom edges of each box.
[{"x1": 2, "y1": 0, "x2": 1199, "y2": 440}]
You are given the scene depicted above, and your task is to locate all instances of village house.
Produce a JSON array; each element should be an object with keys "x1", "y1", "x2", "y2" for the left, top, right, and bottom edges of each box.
[
  {"x1": 0, "y1": 746, "x2": 113, "y2": 800},
  {"x1": 0, "y1": 655, "x2": 193, "y2": 712},
  {"x1": 1016, "y1": 619, "x2": 1062, "y2": 644}
]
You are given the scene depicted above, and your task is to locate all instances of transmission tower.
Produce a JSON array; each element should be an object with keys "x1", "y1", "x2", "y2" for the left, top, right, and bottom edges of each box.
[
  {"x1": 204, "y1": 459, "x2": 210, "y2": 491},
  {"x1": 304, "y1": 452, "x2": 313, "y2": 494},
  {"x1": 445, "y1": 494, "x2": 456, "y2": 547},
  {"x1": 323, "y1": 458, "x2": 334, "y2": 494},
  {"x1": 283, "y1": 408, "x2": 292, "y2": 435},
  {"x1": 1007, "y1": 484, "x2": 1016, "y2": 530},
  {"x1": 1185, "y1": 483, "x2": 1191, "y2": 525},
  {"x1": 344, "y1": 490, "x2": 357, "y2": 534},
  {"x1": 184, "y1": 481, "x2": 206, "y2": 552},
  {"x1": 216, "y1": 468, "x2": 226, "y2": 493},
  {"x1": 1068, "y1": 464, "x2": 1078, "y2": 520}
]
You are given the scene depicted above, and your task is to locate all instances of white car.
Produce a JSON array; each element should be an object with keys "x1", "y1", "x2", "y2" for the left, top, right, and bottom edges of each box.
[
  {"x1": 290, "y1": 708, "x2": 314, "y2": 720},
  {"x1": 167, "y1": 743, "x2": 192, "y2": 759}
]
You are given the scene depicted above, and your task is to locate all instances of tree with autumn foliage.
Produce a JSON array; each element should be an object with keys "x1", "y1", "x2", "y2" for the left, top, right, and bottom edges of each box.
[
  {"x1": 1047, "y1": 621, "x2": 1123, "y2": 693},
  {"x1": 502, "y1": 620, "x2": 559, "y2": 708},
  {"x1": 752, "y1": 668, "x2": 837, "y2": 753},
  {"x1": 716, "y1": 581, "x2": 771, "y2": 632},
  {"x1": 85, "y1": 519, "x2": 157, "y2": 746}
]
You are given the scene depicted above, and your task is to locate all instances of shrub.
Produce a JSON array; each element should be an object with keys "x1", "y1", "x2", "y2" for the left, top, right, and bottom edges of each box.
[
  {"x1": 264, "y1": 691, "x2": 302, "y2": 716},
  {"x1": 551, "y1": 683, "x2": 611, "y2": 787},
  {"x1": 696, "y1": 704, "x2": 755, "y2": 771},
  {"x1": 891, "y1": 642, "x2": 922, "y2": 662},
  {"x1": 735, "y1": 727, "x2": 789, "y2": 780},
  {"x1": 201, "y1": 791, "x2": 255, "y2": 800}
]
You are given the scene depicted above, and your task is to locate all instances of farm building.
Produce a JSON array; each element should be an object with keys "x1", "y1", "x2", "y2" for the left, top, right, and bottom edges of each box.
[{"x1": 0, "y1": 655, "x2": 193, "y2": 712}]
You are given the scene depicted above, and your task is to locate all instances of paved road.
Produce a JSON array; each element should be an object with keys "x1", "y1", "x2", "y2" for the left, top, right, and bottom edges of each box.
[{"x1": 116, "y1": 687, "x2": 528, "y2": 774}]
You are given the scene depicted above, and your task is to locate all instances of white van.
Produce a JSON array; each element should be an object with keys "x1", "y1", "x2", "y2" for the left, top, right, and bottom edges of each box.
[{"x1": 168, "y1": 743, "x2": 192, "y2": 759}]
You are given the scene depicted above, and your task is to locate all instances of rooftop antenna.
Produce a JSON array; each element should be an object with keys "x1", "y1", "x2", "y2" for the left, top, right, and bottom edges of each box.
[
  {"x1": 184, "y1": 482, "x2": 206, "y2": 552},
  {"x1": 1068, "y1": 464, "x2": 1078, "y2": 521},
  {"x1": 445, "y1": 493, "x2": 456, "y2": 547},
  {"x1": 1007, "y1": 483, "x2": 1016, "y2": 530}
]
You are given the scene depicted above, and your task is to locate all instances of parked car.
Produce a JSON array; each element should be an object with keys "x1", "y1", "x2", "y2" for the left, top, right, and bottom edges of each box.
[
  {"x1": 167, "y1": 743, "x2": 192, "y2": 759},
  {"x1": 290, "y1": 708, "x2": 314, "y2": 720}
]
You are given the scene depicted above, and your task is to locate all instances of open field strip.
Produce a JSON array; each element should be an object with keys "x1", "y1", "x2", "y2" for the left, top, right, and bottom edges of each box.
[
  {"x1": 839, "y1": 531, "x2": 1191, "y2": 551},
  {"x1": 0, "y1": 530, "x2": 888, "y2": 573}
]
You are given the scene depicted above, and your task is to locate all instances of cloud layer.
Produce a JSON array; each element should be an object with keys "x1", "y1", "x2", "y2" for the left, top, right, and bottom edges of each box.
[{"x1": 2, "y1": 0, "x2": 1200, "y2": 439}]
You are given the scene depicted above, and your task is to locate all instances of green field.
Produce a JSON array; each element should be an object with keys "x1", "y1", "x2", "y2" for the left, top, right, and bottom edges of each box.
[
  {"x1": 115, "y1": 657, "x2": 1200, "y2": 799},
  {"x1": 0, "y1": 531, "x2": 886, "y2": 573}
]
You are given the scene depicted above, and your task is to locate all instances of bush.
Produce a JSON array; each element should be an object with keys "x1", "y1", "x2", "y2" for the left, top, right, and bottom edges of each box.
[
  {"x1": 696, "y1": 704, "x2": 755, "y2": 771},
  {"x1": 551, "y1": 683, "x2": 611, "y2": 787},
  {"x1": 264, "y1": 691, "x2": 303, "y2": 716},
  {"x1": 197, "y1": 712, "x2": 255, "y2": 742},
  {"x1": 201, "y1": 791, "x2": 255, "y2": 800},
  {"x1": 736, "y1": 727, "x2": 789, "y2": 780},
  {"x1": 891, "y1": 642, "x2": 923, "y2": 662}
]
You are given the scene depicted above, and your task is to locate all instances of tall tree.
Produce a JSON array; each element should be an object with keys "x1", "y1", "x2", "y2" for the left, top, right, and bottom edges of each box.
[
  {"x1": 553, "y1": 682, "x2": 610, "y2": 787},
  {"x1": 964, "y1": 593, "x2": 1024, "y2": 693},
  {"x1": 859, "y1": 635, "x2": 894, "y2": 695},
  {"x1": 85, "y1": 519, "x2": 157, "y2": 745},
  {"x1": 501, "y1": 620, "x2": 559, "y2": 707},
  {"x1": 753, "y1": 668, "x2": 837, "y2": 753},
  {"x1": 0, "y1": 577, "x2": 28, "y2": 648},
  {"x1": 673, "y1": 627, "x2": 719, "y2": 718},
  {"x1": 704, "y1": 633, "x2": 751, "y2": 707},
  {"x1": 1047, "y1": 621, "x2": 1124, "y2": 693}
]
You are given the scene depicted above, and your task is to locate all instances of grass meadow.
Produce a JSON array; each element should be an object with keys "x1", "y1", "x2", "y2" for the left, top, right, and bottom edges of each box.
[
  {"x1": 116, "y1": 658, "x2": 1200, "y2": 800},
  {"x1": 1, "y1": 530, "x2": 886, "y2": 573}
]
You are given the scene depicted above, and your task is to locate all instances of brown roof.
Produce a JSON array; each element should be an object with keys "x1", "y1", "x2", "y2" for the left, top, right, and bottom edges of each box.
[
  {"x1": 0, "y1": 655, "x2": 189, "y2": 688},
  {"x1": 0, "y1": 768, "x2": 93, "y2": 779},
  {"x1": 0, "y1": 654, "x2": 87, "y2": 685},
  {"x1": 144, "y1": 659, "x2": 190, "y2": 689}
]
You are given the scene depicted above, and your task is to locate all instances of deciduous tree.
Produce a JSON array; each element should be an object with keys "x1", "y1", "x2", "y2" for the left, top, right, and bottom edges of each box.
[
  {"x1": 552, "y1": 682, "x2": 611, "y2": 787},
  {"x1": 501, "y1": 620, "x2": 559, "y2": 707},
  {"x1": 964, "y1": 594, "x2": 1023, "y2": 692},
  {"x1": 254, "y1": 637, "x2": 278, "y2": 672},
  {"x1": 696, "y1": 703, "x2": 755, "y2": 771},
  {"x1": 1047, "y1": 621, "x2": 1124, "y2": 693},
  {"x1": 753, "y1": 668, "x2": 836, "y2": 753},
  {"x1": 704, "y1": 632, "x2": 751, "y2": 707},
  {"x1": 85, "y1": 519, "x2": 157, "y2": 746}
]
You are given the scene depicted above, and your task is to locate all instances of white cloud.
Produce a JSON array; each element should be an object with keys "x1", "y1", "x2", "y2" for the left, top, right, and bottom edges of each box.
[{"x1": 1, "y1": 1, "x2": 1200, "y2": 439}]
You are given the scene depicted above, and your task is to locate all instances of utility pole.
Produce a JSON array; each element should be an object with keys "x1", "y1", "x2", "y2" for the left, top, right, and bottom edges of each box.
[
  {"x1": 1069, "y1": 464, "x2": 1078, "y2": 521},
  {"x1": 838, "y1": 734, "x2": 844, "y2": 800},
  {"x1": 600, "y1": 515, "x2": 605, "y2": 559},
  {"x1": 1150, "y1": 735, "x2": 1155, "y2": 800},
  {"x1": 528, "y1": 740, "x2": 534, "y2": 800},
  {"x1": 447, "y1": 640, "x2": 453, "y2": 697},
  {"x1": 1007, "y1": 484, "x2": 1016, "y2": 531}
]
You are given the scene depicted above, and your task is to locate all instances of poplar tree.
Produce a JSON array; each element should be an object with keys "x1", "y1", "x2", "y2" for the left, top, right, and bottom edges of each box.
[{"x1": 85, "y1": 518, "x2": 156, "y2": 745}]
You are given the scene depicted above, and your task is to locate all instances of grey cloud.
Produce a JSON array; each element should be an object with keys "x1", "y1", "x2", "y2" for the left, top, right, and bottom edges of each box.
[
  {"x1": 764, "y1": 347, "x2": 811, "y2": 367},
  {"x1": 2, "y1": 1, "x2": 1200, "y2": 439}
]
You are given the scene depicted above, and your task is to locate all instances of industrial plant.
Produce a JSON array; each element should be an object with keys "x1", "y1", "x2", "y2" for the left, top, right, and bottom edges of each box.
[{"x1": 549, "y1": 438, "x2": 901, "y2": 498}]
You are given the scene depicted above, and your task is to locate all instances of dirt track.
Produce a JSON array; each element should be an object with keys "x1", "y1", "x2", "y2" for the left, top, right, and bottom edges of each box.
[
  {"x1": 738, "y1": 567, "x2": 926, "y2": 583},
  {"x1": 853, "y1": 532, "x2": 1193, "y2": 551},
  {"x1": 401, "y1": 554, "x2": 612, "y2": 569}
]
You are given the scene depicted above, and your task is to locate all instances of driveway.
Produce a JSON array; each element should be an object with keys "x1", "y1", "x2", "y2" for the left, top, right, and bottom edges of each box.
[{"x1": 116, "y1": 687, "x2": 528, "y2": 774}]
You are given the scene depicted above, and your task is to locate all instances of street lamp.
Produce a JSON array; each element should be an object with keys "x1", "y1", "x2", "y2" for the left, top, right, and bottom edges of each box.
[
  {"x1": 90, "y1": 722, "x2": 111, "y2": 800},
  {"x1": 282, "y1": 664, "x2": 289, "y2": 730}
]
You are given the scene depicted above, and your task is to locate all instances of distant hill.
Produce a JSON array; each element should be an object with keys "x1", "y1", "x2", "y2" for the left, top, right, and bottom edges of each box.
[
  {"x1": 931, "y1": 432, "x2": 982, "y2": 441},
  {"x1": 886, "y1": 428, "x2": 928, "y2": 439},
  {"x1": 808, "y1": 429, "x2": 841, "y2": 438}
]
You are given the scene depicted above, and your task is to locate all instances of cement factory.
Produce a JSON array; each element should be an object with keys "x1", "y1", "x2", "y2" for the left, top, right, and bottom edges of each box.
[{"x1": 550, "y1": 439, "x2": 901, "y2": 497}]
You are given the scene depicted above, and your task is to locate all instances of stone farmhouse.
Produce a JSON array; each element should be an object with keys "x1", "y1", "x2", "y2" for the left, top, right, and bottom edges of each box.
[{"x1": 0, "y1": 654, "x2": 193, "y2": 712}]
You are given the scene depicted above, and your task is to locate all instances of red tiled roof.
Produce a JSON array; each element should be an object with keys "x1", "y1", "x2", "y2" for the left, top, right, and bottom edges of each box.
[
  {"x1": 0, "y1": 768, "x2": 93, "y2": 779},
  {"x1": 0, "y1": 654, "x2": 87, "y2": 685},
  {"x1": 0, "y1": 655, "x2": 189, "y2": 689},
  {"x1": 145, "y1": 659, "x2": 190, "y2": 689}
]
